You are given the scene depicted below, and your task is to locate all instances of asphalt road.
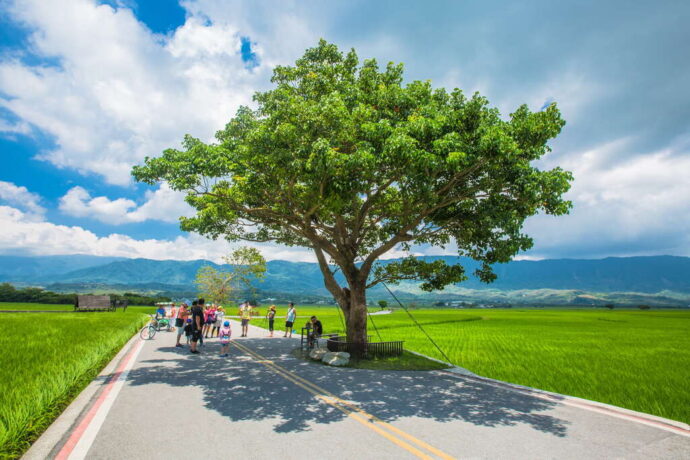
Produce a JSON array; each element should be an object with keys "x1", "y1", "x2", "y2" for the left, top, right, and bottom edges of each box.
[{"x1": 31, "y1": 320, "x2": 690, "y2": 459}]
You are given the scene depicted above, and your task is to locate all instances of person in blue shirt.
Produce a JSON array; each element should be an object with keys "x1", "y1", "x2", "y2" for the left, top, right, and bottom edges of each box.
[{"x1": 155, "y1": 305, "x2": 167, "y2": 320}]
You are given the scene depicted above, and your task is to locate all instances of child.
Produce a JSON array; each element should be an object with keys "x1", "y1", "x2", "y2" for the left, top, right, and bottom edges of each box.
[
  {"x1": 219, "y1": 321, "x2": 232, "y2": 357},
  {"x1": 184, "y1": 318, "x2": 193, "y2": 345}
]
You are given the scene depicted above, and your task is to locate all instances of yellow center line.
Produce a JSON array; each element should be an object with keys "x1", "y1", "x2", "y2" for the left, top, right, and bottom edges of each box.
[
  {"x1": 231, "y1": 342, "x2": 432, "y2": 459},
  {"x1": 232, "y1": 341, "x2": 456, "y2": 460}
]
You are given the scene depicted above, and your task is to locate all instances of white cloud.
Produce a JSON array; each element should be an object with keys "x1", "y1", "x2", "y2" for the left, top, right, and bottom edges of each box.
[
  {"x1": 2, "y1": 0, "x2": 689, "y2": 263},
  {"x1": 0, "y1": 0, "x2": 274, "y2": 185},
  {"x1": 0, "y1": 204, "x2": 316, "y2": 262},
  {"x1": 523, "y1": 138, "x2": 690, "y2": 258},
  {"x1": 0, "y1": 181, "x2": 45, "y2": 221},
  {"x1": 0, "y1": 119, "x2": 31, "y2": 136},
  {"x1": 58, "y1": 183, "x2": 194, "y2": 224}
]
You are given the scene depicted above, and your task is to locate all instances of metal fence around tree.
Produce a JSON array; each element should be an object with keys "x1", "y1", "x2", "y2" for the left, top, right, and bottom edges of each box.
[{"x1": 326, "y1": 336, "x2": 403, "y2": 358}]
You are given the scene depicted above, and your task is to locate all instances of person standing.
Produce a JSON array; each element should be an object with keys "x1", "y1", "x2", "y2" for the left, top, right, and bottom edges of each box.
[
  {"x1": 212, "y1": 306, "x2": 224, "y2": 338},
  {"x1": 284, "y1": 302, "x2": 297, "y2": 338},
  {"x1": 190, "y1": 300, "x2": 203, "y2": 354},
  {"x1": 169, "y1": 303, "x2": 177, "y2": 330},
  {"x1": 267, "y1": 305, "x2": 276, "y2": 337},
  {"x1": 198, "y1": 298, "x2": 206, "y2": 347},
  {"x1": 204, "y1": 304, "x2": 217, "y2": 338},
  {"x1": 240, "y1": 302, "x2": 252, "y2": 337},
  {"x1": 219, "y1": 321, "x2": 232, "y2": 357},
  {"x1": 174, "y1": 303, "x2": 189, "y2": 348}
]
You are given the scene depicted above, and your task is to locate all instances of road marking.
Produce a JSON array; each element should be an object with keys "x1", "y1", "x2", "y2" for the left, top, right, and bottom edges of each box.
[
  {"x1": 237, "y1": 343, "x2": 455, "y2": 460},
  {"x1": 232, "y1": 340, "x2": 455, "y2": 460},
  {"x1": 56, "y1": 337, "x2": 145, "y2": 460}
]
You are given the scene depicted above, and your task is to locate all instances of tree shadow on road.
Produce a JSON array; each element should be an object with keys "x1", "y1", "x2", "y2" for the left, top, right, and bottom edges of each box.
[{"x1": 125, "y1": 339, "x2": 568, "y2": 436}]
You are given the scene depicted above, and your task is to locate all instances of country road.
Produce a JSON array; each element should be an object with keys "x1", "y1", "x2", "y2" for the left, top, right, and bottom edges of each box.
[{"x1": 25, "y1": 320, "x2": 690, "y2": 460}]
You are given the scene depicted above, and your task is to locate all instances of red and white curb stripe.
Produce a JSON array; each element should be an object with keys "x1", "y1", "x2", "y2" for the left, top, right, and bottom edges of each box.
[{"x1": 56, "y1": 338, "x2": 146, "y2": 460}]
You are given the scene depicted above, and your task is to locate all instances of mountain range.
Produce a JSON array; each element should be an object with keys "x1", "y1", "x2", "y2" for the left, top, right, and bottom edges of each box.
[{"x1": 2, "y1": 255, "x2": 690, "y2": 303}]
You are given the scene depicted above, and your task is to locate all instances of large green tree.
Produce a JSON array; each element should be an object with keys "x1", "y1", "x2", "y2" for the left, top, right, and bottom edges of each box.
[{"x1": 133, "y1": 40, "x2": 572, "y2": 344}]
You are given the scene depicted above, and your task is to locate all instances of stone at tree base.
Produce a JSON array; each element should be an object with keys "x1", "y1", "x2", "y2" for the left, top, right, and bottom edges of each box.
[
  {"x1": 322, "y1": 352, "x2": 350, "y2": 366},
  {"x1": 309, "y1": 348, "x2": 328, "y2": 360}
]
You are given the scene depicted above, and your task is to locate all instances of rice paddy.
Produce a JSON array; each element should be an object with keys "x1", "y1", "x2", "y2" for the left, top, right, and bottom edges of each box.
[
  {"x1": 0, "y1": 305, "x2": 148, "y2": 459},
  {"x1": 268, "y1": 305, "x2": 690, "y2": 424},
  {"x1": 1, "y1": 302, "x2": 688, "y2": 459}
]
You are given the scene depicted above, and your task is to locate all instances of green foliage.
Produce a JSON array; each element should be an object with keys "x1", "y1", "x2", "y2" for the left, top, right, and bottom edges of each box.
[
  {"x1": 0, "y1": 310, "x2": 147, "y2": 458},
  {"x1": 132, "y1": 40, "x2": 572, "y2": 297},
  {"x1": 195, "y1": 247, "x2": 266, "y2": 304},
  {"x1": 0, "y1": 283, "x2": 169, "y2": 306},
  {"x1": 133, "y1": 39, "x2": 572, "y2": 344},
  {"x1": 377, "y1": 299, "x2": 388, "y2": 310},
  {"x1": 0, "y1": 283, "x2": 73, "y2": 304}
]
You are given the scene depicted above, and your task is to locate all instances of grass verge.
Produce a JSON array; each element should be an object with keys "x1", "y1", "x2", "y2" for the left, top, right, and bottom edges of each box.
[
  {"x1": 346, "y1": 351, "x2": 451, "y2": 371},
  {"x1": 292, "y1": 348, "x2": 450, "y2": 371}
]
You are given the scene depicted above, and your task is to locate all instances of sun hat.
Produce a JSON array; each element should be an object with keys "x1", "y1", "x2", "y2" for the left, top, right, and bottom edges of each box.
[{"x1": 224, "y1": 321, "x2": 230, "y2": 327}]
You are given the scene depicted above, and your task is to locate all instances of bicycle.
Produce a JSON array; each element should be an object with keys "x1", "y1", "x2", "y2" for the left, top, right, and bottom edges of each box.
[{"x1": 139, "y1": 314, "x2": 162, "y2": 340}]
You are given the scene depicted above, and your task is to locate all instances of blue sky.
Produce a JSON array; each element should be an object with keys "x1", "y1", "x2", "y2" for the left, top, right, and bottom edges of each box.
[{"x1": 0, "y1": 0, "x2": 689, "y2": 262}]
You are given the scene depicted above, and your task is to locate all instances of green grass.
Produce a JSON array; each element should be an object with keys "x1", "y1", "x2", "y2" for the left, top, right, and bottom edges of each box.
[
  {"x1": 278, "y1": 306, "x2": 690, "y2": 424},
  {"x1": 0, "y1": 303, "x2": 162, "y2": 312},
  {"x1": 346, "y1": 351, "x2": 450, "y2": 371},
  {"x1": 0, "y1": 304, "x2": 148, "y2": 459},
  {"x1": 0, "y1": 303, "x2": 74, "y2": 311},
  {"x1": 292, "y1": 348, "x2": 448, "y2": 371}
]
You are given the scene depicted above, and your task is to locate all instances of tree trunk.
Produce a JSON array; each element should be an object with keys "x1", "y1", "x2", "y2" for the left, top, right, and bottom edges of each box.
[
  {"x1": 341, "y1": 284, "x2": 368, "y2": 345},
  {"x1": 311, "y1": 246, "x2": 368, "y2": 346}
]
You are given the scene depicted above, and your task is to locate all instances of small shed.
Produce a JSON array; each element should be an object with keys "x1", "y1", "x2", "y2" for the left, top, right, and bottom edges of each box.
[{"x1": 74, "y1": 295, "x2": 114, "y2": 312}]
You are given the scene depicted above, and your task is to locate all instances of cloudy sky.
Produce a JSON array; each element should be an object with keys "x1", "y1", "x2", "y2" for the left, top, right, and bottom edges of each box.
[{"x1": 1, "y1": 0, "x2": 689, "y2": 263}]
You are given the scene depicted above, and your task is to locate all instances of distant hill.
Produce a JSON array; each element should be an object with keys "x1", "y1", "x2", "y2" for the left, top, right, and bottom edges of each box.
[
  {"x1": 0, "y1": 255, "x2": 125, "y2": 280},
  {"x1": 1, "y1": 254, "x2": 690, "y2": 296}
]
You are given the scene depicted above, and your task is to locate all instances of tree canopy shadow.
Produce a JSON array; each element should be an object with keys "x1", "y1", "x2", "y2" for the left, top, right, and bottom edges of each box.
[{"x1": 124, "y1": 339, "x2": 568, "y2": 436}]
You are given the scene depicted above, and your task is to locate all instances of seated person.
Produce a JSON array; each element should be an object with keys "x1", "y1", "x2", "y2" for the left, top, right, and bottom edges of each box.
[
  {"x1": 307, "y1": 316, "x2": 323, "y2": 348},
  {"x1": 155, "y1": 305, "x2": 169, "y2": 328}
]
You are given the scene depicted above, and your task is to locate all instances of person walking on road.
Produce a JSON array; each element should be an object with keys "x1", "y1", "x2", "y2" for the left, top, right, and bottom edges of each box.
[
  {"x1": 240, "y1": 302, "x2": 252, "y2": 337},
  {"x1": 175, "y1": 303, "x2": 189, "y2": 347},
  {"x1": 267, "y1": 305, "x2": 276, "y2": 337},
  {"x1": 284, "y1": 302, "x2": 297, "y2": 338},
  {"x1": 190, "y1": 299, "x2": 204, "y2": 354}
]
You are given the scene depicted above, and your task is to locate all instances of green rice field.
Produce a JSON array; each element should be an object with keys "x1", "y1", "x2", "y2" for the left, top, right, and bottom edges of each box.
[
  {"x1": 267, "y1": 305, "x2": 690, "y2": 424},
  {"x1": 0, "y1": 302, "x2": 688, "y2": 458},
  {"x1": 0, "y1": 304, "x2": 149, "y2": 459}
]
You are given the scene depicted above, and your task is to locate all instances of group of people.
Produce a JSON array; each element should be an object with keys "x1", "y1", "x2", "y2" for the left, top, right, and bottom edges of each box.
[{"x1": 155, "y1": 300, "x2": 307, "y2": 356}]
